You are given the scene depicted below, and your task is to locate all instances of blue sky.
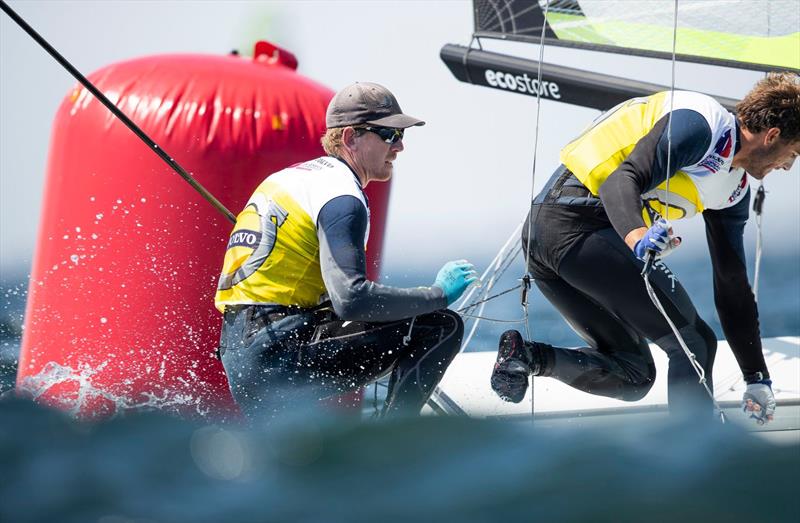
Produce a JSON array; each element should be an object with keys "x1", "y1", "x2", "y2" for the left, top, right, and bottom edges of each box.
[{"x1": 2, "y1": 0, "x2": 798, "y2": 282}]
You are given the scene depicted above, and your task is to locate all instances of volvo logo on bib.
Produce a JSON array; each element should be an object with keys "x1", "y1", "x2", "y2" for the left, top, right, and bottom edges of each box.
[
  {"x1": 227, "y1": 229, "x2": 261, "y2": 249},
  {"x1": 699, "y1": 129, "x2": 733, "y2": 173},
  {"x1": 484, "y1": 69, "x2": 561, "y2": 99}
]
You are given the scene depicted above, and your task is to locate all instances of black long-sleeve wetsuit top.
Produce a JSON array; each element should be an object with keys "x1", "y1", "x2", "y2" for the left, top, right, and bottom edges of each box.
[
  {"x1": 215, "y1": 156, "x2": 446, "y2": 323},
  {"x1": 555, "y1": 90, "x2": 767, "y2": 381}
]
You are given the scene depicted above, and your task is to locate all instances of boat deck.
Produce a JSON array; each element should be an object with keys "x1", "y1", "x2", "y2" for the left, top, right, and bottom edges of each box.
[{"x1": 428, "y1": 336, "x2": 800, "y2": 445}]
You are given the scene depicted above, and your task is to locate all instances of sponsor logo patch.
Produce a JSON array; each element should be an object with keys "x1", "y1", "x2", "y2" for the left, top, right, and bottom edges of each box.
[
  {"x1": 484, "y1": 69, "x2": 561, "y2": 99},
  {"x1": 728, "y1": 172, "x2": 748, "y2": 203},
  {"x1": 227, "y1": 229, "x2": 261, "y2": 249},
  {"x1": 699, "y1": 129, "x2": 732, "y2": 173},
  {"x1": 292, "y1": 158, "x2": 333, "y2": 171}
]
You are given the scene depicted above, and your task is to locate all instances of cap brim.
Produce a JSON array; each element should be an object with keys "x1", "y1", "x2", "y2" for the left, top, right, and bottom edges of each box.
[{"x1": 367, "y1": 113, "x2": 425, "y2": 129}]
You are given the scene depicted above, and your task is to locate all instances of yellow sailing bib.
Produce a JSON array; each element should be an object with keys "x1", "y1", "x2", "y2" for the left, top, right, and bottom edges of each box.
[
  {"x1": 560, "y1": 91, "x2": 744, "y2": 224},
  {"x1": 214, "y1": 157, "x2": 368, "y2": 311}
]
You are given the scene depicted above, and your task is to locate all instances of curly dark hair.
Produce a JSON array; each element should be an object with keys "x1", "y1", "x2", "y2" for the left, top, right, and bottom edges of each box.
[{"x1": 736, "y1": 72, "x2": 800, "y2": 142}]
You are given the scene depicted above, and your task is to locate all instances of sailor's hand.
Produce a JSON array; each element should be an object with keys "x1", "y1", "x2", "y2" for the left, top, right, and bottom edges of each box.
[
  {"x1": 633, "y1": 219, "x2": 681, "y2": 261},
  {"x1": 433, "y1": 259, "x2": 478, "y2": 305},
  {"x1": 742, "y1": 380, "x2": 776, "y2": 425}
]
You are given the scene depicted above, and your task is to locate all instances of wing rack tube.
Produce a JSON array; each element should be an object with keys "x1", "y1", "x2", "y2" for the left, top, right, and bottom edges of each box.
[{"x1": 440, "y1": 44, "x2": 739, "y2": 112}]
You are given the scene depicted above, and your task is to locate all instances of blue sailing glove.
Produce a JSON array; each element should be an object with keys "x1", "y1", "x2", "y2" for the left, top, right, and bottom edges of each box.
[
  {"x1": 743, "y1": 379, "x2": 776, "y2": 425},
  {"x1": 633, "y1": 219, "x2": 681, "y2": 261},
  {"x1": 433, "y1": 259, "x2": 478, "y2": 305}
]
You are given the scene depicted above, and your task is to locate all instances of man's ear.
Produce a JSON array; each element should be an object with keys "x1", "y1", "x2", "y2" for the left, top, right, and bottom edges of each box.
[
  {"x1": 342, "y1": 127, "x2": 358, "y2": 149},
  {"x1": 765, "y1": 127, "x2": 782, "y2": 145}
]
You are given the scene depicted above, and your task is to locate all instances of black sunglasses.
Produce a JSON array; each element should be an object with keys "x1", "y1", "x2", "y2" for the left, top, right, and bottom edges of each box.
[{"x1": 359, "y1": 126, "x2": 404, "y2": 145}]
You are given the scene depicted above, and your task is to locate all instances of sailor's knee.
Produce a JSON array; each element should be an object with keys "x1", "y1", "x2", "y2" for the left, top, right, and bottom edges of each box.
[
  {"x1": 614, "y1": 346, "x2": 656, "y2": 401},
  {"x1": 618, "y1": 375, "x2": 655, "y2": 401},
  {"x1": 696, "y1": 320, "x2": 718, "y2": 361},
  {"x1": 438, "y1": 308, "x2": 464, "y2": 338},
  {"x1": 431, "y1": 309, "x2": 464, "y2": 358}
]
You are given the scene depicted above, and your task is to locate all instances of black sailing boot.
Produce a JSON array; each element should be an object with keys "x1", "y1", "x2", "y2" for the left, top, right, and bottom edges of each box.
[{"x1": 490, "y1": 329, "x2": 545, "y2": 403}]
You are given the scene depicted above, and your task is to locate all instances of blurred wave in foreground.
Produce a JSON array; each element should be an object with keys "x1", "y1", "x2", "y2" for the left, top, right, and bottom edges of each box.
[{"x1": 1, "y1": 397, "x2": 797, "y2": 523}]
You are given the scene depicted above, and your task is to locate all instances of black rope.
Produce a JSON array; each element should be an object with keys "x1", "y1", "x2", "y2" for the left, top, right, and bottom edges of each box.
[
  {"x1": 459, "y1": 245, "x2": 523, "y2": 315},
  {"x1": 459, "y1": 313, "x2": 527, "y2": 323},
  {"x1": 456, "y1": 284, "x2": 522, "y2": 313}
]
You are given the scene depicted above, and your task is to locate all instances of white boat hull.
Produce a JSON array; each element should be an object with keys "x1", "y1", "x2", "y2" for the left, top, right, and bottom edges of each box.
[{"x1": 427, "y1": 336, "x2": 800, "y2": 445}]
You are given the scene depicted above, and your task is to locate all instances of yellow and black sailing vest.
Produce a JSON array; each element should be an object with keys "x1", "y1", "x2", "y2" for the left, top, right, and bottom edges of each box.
[
  {"x1": 560, "y1": 91, "x2": 748, "y2": 224},
  {"x1": 214, "y1": 157, "x2": 369, "y2": 311}
]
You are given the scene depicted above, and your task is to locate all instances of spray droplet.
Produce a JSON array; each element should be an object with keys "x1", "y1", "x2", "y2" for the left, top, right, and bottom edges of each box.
[
  {"x1": 100, "y1": 317, "x2": 108, "y2": 324},
  {"x1": 70, "y1": 255, "x2": 79, "y2": 265}
]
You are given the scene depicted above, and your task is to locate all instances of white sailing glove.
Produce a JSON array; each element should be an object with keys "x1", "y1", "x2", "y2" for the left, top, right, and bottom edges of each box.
[
  {"x1": 633, "y1": 219, "x2": 681, "y2": 261},
  {"x1": 742, "y1": 379, "x2": 776, "y2": 425}
]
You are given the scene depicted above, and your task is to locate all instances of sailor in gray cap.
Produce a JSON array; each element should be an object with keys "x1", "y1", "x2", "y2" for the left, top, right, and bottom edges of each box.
[{"x1": 216, "y1": 82, "x2": 476, "y2": 420}]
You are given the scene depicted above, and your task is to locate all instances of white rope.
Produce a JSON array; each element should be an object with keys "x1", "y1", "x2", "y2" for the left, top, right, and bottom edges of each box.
[
  {"x1": 642, "y1": 0, "x2": 725, "y2": 423},
  {"x1": 643, "y1": 268, "x2": 727, "y2": 422}
]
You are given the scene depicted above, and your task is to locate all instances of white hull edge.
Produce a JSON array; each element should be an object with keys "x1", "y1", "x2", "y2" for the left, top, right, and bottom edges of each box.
[{"x1": 426, "y1": 336, "x2": 800, "y2": 445}]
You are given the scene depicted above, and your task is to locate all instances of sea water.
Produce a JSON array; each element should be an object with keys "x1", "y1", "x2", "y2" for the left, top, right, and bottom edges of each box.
[
  {"x1": 2, "y1": 253, "x2": 799, "y2": 392},
  {"x1": 1, "y1": 256, "x2": 799, "y2": 522},
  {"x1": 1, "y1": 397, "x2": 799, "y2": 522}
]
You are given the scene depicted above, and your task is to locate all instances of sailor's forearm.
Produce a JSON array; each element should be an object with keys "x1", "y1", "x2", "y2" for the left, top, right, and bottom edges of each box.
[
  {"x1": 329, "y1": 279, "x2": 447, "y2": 322},
  {"x1": 624, "y1": 227, "x2": 648, "y2": 251}
]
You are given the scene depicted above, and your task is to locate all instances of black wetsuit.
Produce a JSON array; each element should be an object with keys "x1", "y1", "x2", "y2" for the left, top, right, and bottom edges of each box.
[{"x1": 523, "y1": 99, "x2": 768, "y2": 413}]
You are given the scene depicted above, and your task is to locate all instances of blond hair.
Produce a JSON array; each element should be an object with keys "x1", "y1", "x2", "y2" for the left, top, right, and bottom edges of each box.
[
  {"x1": 320, "y1": 127, "x2": 345, "y2": 156},
  {"x1": 737, "y1": 72, "x2": 800, "y2": 142}
]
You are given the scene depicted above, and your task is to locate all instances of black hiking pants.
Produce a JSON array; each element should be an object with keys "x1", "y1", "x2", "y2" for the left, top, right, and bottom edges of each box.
[{"x1": 218, "y1": 304, "x2": 463, "y2": 420}]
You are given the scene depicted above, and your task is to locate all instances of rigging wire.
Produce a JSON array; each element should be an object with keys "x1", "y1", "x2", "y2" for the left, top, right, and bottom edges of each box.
[
  {"x1": 662, "y1": 1, "x2": 678, "y2": 219},
  {"x1": 522, "y1": 0, "x2": 552, "y2": 337},
  {"x1": 752, "y1": 181, "x2": 766, "y2": 301},
  {"x1": 459, "y1": 245, "x2": 522, "y2": 316},
  {"x1": 752, "y1": 65, "x2": 771, "y2": 303},
  {"x1": 519, "y1": 0, "x2": 553, "y2": 423},
  {"x1": 460, "y1": 246, "x2": 524, "y2": 349},
  {"x1": 457, "y1": 232, "x2": 526, "y2": 351},
  {"x1": 641, "y1": 0, "x2": 726, "y2": 423},
  {"x1": 460, "y1": 313, "x2": 527, "y2": 323},
  {"x1": 456, "y1": 284, "x2": 523, "y2": 314},
  {"x1": 418, "y1": 223, "x2": 525, "y2": 419},
  {"x1": 453, "y1": 221, "x2": 524, "y2": 314}
]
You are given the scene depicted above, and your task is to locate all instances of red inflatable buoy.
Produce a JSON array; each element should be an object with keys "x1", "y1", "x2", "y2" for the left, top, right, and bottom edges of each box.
[{"x1": 16, "y1": 41, "x2": 390, "y2": 419}]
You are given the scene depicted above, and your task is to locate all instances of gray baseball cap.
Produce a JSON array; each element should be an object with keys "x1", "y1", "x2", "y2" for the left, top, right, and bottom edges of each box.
[{"x1": 325, "y1": 82, "x2": 425, "y2": 129}]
